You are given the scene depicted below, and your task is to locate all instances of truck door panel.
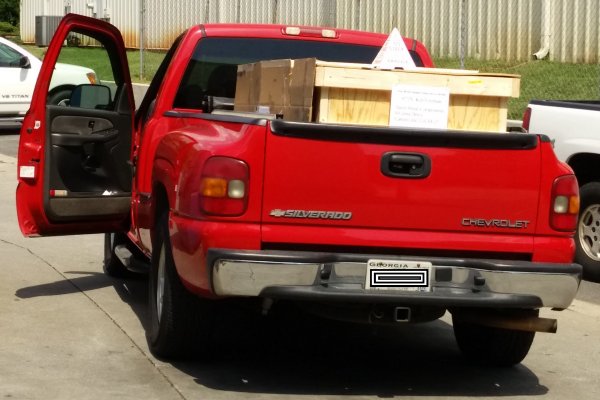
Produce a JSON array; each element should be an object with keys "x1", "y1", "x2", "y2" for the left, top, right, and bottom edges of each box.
[{"x1": 45, "y1": 96, "x2": 132, "y2": 221}]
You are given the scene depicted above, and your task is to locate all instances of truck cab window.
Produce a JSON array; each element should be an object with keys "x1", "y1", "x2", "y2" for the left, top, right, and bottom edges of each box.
[{"x1": 173, "y1": 37, "x2": 425, "y2": 111}]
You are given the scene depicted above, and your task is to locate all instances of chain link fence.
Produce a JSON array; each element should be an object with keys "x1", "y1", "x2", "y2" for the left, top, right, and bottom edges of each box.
[{"x1": 122, "y1": 0, "x2": 600, "y2": 119}]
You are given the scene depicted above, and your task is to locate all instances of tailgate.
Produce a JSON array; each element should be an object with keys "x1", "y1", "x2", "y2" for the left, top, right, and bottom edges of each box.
[{"x1": 262, "y1": 121, "x2": 541, "y2": 236}]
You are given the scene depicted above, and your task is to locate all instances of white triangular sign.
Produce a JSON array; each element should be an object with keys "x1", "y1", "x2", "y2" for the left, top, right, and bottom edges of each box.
[{"x1": 372, "y1": 28, "x2": 416, "y2": 70}]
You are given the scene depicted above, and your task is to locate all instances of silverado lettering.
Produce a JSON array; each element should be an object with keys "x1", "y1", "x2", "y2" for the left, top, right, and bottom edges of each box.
[
  {"x1": 16, "y1": 14, "x2": 582, "y2": 368},
  {"x1": 270, "y1": 209, "x2": 352, "y2": 220}
]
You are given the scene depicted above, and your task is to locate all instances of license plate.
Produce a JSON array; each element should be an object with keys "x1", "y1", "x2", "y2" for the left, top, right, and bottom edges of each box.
[{"x1": 365, "y1": 259, "x2": 432, "y2": 292}]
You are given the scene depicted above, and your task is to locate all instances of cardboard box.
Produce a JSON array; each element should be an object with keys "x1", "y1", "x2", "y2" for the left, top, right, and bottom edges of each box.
[
  {"x1": 234, "y1": 58, "x2": 520, "y2": 132},
  {"x1": 234, "y1": 58, "x2": 316, "y2": 121}
]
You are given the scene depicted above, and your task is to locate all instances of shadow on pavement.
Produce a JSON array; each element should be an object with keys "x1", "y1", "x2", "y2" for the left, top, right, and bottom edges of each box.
[
  {"x1": 178, "y1": 308, "x2": 546, "y2": 397},
  {"x1": 15, "y1": 270, "x2": 151, "y2": 332},
  {"x1": 16, "y1": 272, "x2": 547, "y2": 397},
  {"x1": 16, "y1": 271, "x2": 116, "y2": 298}
]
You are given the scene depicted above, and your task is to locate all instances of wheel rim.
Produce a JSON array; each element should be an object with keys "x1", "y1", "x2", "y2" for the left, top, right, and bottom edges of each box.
[
  {"x1": 156, "y1": 244, "x2": 166, "y2": 324},
  {"x1": 578, "y1": 204, "x2": 600, "y2": 261}
]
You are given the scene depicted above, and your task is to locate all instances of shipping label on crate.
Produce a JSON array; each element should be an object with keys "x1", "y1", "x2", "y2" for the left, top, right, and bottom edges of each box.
[{"x1": 389, "y1": 84, "x2": 450, "y2": 129}]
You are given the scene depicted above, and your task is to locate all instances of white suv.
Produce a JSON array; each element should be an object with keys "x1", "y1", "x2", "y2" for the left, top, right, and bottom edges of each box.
[{"x1": 0, "y1": 37, "x2": 97, "y2": 128}]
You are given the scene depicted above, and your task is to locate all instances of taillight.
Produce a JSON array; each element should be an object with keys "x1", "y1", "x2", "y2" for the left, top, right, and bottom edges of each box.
[
  {"x1": 550, "y1": 175, "x2": 579, "y2": 231},
  {"x1": 199, "y1": 157, "x2": 249, "y2": 216},
  {"x1": 522, "y1": 107, "x2": 531, "y2": 131}
]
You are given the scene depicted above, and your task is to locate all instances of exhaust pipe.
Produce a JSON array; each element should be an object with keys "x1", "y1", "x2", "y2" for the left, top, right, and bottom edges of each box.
[{"x1": 453, "y1": 311, "x2": 557, "y2": 333}]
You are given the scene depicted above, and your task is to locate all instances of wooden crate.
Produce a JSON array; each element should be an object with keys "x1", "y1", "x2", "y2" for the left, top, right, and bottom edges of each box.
[
  {"x1": 234, "y1": 58, "x2": 520, "y2": 132},
  {"x1": 314, "y1": 61, "x2": 520, "y2": 132}
]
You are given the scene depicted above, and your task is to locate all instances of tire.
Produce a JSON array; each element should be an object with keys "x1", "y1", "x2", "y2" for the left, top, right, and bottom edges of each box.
[
  {"x1": 47, "y1": 89, "x2": 72, "y2": 106},
  {"x1": 452, "y1": 311, "x2": 536, "y2": 367},
  {"x1": 103, "y1": 232, "x2": 135, "y2": 278},
  {"x1": 147, "y1": 212, "x2": 215, "y2": 359},
  {"x1": 575, "y1": 182, "x2": 600, "y2": 281}
]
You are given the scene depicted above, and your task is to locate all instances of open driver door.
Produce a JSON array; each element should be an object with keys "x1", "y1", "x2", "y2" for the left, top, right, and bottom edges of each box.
[{"x1": 17, "y1": 14, "x2": 134, "y2": 236}]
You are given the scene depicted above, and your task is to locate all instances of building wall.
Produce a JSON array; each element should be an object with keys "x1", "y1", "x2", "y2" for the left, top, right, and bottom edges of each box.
[{"x1": 19, "y1": 0, "x2": 600, "y2": 63}]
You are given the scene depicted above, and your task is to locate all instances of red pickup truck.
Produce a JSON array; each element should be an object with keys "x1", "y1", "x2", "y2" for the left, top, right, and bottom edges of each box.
[{"x1": 16, "y1": 14, "x2": 581, "y2": 366}]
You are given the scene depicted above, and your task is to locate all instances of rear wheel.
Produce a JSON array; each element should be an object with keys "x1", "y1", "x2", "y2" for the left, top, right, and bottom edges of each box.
[
  {"x1": 147, "y1": 212, "x2": 216, "y2": 359},
  {"x1": 452, "y1": 311, "x2": 536, "y2": 367},
  {"x1": 575, "y1": 182, "x2": 600, "y2": 281}
]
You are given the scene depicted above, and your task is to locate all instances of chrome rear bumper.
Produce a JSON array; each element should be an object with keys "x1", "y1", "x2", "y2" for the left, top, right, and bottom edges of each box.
[{"x1": 209, "y1": 250, "x2": 581, "y2": 309}]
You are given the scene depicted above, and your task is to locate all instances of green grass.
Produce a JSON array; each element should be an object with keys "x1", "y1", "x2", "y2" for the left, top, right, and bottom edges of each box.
[
  {"x1": 22, "y1": 44, "x2": 166, "y2": 83},
  {"x1": 436, "y1": 58, "x2": 600, "y2": 119},
  {"x1": 21, "y1": 44, "x2": 600, "y2": 119}
]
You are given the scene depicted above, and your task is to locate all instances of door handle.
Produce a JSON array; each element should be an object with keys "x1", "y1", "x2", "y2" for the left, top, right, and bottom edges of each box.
[{"x1": 381, "y1": 152, "x2": 431, "y2": 178}]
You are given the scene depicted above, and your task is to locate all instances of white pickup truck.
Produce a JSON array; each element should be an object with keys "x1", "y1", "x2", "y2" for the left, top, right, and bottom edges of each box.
[
  {"x1": 524, "y1": 100, "x2": 600, "y2": 280},
  {"x1": 0, "y1": 37, "x2": 97, "y2": 128}
]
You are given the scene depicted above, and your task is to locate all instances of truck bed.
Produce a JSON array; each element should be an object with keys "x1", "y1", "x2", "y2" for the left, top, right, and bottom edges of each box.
[{"x1": 529, "y1": 99, "x2": 600, "y2": 112}]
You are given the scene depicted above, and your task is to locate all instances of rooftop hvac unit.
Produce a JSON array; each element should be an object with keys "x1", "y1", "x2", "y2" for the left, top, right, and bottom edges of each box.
[{"x1": 35, "y1": 16, "x2": 63, "y2": 47}]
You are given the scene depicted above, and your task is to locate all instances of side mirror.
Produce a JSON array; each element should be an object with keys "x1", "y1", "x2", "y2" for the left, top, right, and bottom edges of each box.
[
  {"x1": 69, "y1": 84, "x2": 111, "y2": 109},
  {"x1": 19, "y1": 56, "x2": 31, "y2": 69}
]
